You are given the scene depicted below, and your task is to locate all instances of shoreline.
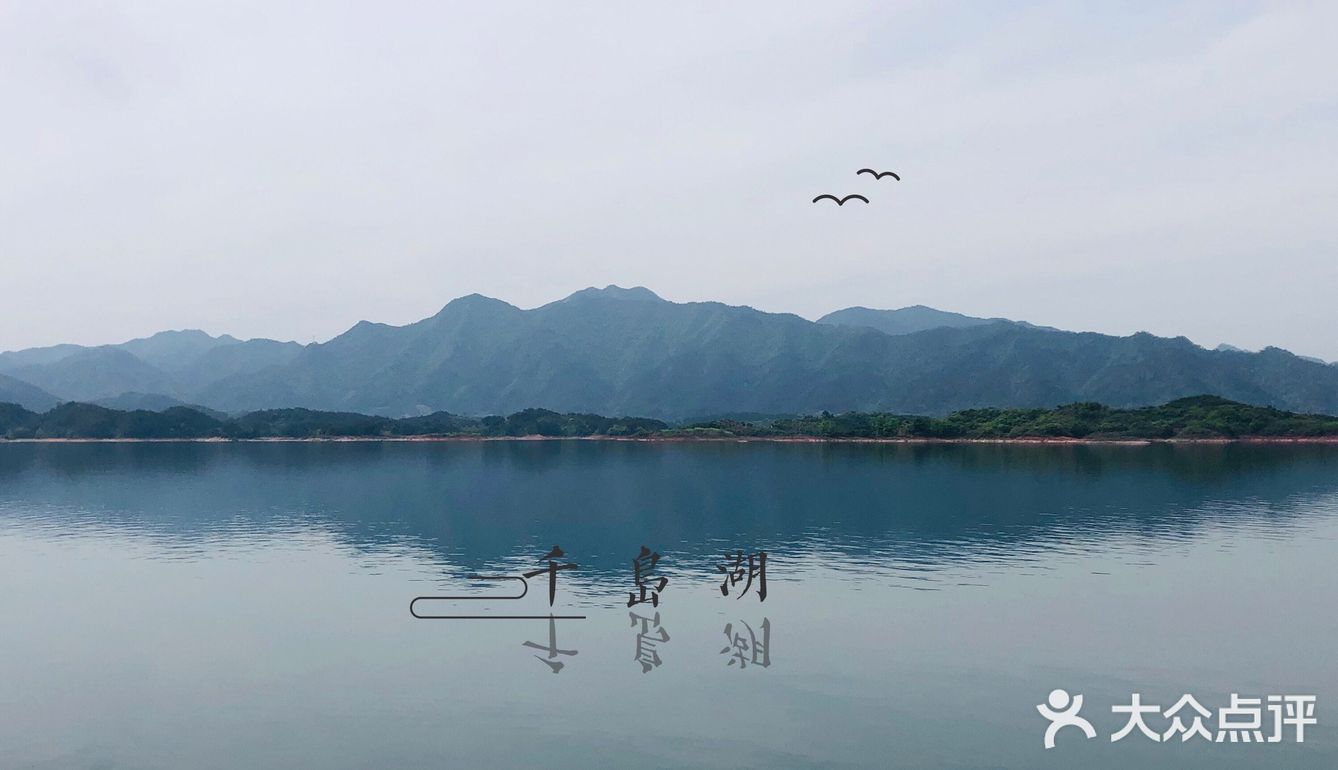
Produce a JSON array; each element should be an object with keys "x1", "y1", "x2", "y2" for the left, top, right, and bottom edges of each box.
[{"x1": 4, "y1": 435, "x2": 1338, "y2": 445}]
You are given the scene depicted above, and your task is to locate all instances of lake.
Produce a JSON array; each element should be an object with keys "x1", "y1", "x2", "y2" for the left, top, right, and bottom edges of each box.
[{"x1": 1, "y1": 441, "x2": 1334, "y2": 769}]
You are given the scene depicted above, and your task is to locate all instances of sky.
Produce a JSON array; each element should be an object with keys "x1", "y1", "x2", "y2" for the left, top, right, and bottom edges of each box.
[{"x1": 2, "y1": 1, "x2": 1336, "y2": 359}]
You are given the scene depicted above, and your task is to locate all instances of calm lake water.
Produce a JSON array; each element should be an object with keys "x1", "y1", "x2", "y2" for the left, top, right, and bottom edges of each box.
[{"x1": 1, "y1": 441, "x2": 1334, "y2": 769}]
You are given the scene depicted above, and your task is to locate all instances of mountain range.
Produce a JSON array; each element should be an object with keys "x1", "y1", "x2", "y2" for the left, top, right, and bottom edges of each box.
[{"x1": 2, "y1": 285, "x2": 1337, "y2": 419}]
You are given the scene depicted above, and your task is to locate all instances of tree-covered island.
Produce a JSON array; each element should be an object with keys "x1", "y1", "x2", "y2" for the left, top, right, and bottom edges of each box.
[{"x1": 3, "y1": 396, "x2": 1338, "y2": 441}]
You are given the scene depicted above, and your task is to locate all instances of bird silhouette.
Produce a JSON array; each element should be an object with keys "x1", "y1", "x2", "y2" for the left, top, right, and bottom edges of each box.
[
  {"x1": 812, "y1": 194, "x2": 869, "y2": 206},
  {"x1": 857, "y1": 168, "x2": 900, "y2": 181}
]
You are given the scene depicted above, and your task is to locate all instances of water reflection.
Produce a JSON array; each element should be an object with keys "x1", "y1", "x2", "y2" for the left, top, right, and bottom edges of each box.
[
  {"x1": 1, "y1": 442, "x2": 1335, "y2": 769},
  {"x1": 630, "y1": 610, "x2": 670, "y2": 673},
  {"x1": 1, "y1": 442, "x2": 1336, "y2": 596}
]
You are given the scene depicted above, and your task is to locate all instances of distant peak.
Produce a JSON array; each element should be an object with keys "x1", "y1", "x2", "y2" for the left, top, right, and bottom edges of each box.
[
  {"x1": 440, "y1": 293, "x2": 518, "y2": 310},
  {"x1": 140, "y1": 329, "x2": 232, "y2": 342},
  {"x1": 430, "y1": 293, "x2": 522, "y2": 319},
  {"x1": 563, "y1": 285, "x2": 664, "y2": 303},
  {"x1": 817, "y1": 304, "x2": 1003, "y2": 336}
]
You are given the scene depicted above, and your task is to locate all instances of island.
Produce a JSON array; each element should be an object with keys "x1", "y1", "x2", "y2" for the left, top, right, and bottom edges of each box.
[{"x1": 3, "y1": 395, "x2": 1338, "y2": 443}]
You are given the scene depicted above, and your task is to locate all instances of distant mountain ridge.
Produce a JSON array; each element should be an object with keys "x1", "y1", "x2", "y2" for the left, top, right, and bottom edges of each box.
[
  {"x1": 0, "y1": 330, "x2": 303, "y2": 407},
  {"x1": 817, "y1": 305, "x2": 1003, "y2": 335},
  {"x1": 817, "y1": 305, "x2": 1057, "y2": 335},
  {"x1": 2, "y1": 286, "x2": 1337, "y2": 419},
  {"x1": 0, "y1": 373, "x2": 60, "y2": 412}
]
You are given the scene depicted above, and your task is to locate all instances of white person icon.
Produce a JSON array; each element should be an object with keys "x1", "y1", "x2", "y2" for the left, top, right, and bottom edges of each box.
[{"x1": 1037, "y1": 689, "x2": 1098, "y2": 749}]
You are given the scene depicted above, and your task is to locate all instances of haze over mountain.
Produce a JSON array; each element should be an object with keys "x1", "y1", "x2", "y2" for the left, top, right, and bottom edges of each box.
[
  {"x1": 817, "y1": 306, "x2": 1057, "y2": 336},
  {"x1": 3, "y1": 286, "x2": 1338, "y2": 419},
  {"x1": 91, "y1": 392, "x2": 227, "y2": 419},
  {"x1": 0, "y1": 373, "x2": 60, "y2": 412},
  {"x1": 817, "y1": 305, "x2": 1001, "y2": 336},
  {"x1": 0, "y1": 331, "x2": 303, "y2": 405}
]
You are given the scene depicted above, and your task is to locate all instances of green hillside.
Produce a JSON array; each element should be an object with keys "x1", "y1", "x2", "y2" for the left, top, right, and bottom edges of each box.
[
  {"x1": 5, "y1": 288, "x2": 1338, "y2": 419},
  {"x1": 679, "y1": 396, "x2": 1338, "y2": 439},
  {"x1": 2, "y1": 396, "x2": 1335, "y2": 441}
]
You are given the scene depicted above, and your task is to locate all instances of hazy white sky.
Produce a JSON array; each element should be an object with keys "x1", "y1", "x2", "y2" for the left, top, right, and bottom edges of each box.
[{"x1": 2, "y1": 1, "x2": 1336, "y2": 358}]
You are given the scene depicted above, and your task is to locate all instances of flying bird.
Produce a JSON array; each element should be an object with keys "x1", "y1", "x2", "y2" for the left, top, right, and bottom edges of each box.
[
  {"x1": 857, "y1": 168, "x2": 900, "y2": 181},
  {"x1": 812, "y1": 194, "x2": 869, "y2": 206}
]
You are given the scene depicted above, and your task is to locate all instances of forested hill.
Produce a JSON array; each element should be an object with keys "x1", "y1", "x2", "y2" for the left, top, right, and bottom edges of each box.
[
  {"x1": 2, "y1": 287, "x2": 1338, "y2": 419},
  {"x1": 2, "y1": 397, "x2": 1336, "y2": 441}
]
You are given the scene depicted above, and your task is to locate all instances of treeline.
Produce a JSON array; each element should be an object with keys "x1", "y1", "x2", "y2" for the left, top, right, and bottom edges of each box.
[
  {"x1": 0, "y1": 403, "x2": 667, "y2": 440},
  {"x1": 673, "y1": 396, "x2": 1338, "y2": 439},
  {"x1": 2, "y1": 396, "x2": 1337, "y2": 441}
]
